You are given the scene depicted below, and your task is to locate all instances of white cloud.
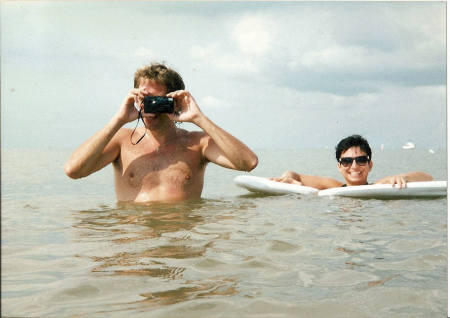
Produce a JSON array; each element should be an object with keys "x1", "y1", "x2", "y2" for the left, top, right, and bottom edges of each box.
[
  {"x1": 190, "y1": 44, "x2": 218, "y2": 60},
  {"x1": 135, "y1": 46, "x2": 155, "y2": 59},
  {"x1": 189, "y1": 13, "x2": 278, "y2": 76},
  {"x1": 189, "y1": 43, "x2": 259, "y2": 74},
  {"x1": 232, "y1": 14, "x2": 276, "y2": 57},
  {"x1": 299, "y1": 45, "x2": 369, "y2": 71},
  {"x1": 199, "y1": 96, "x2": 225, "y2": 108}
]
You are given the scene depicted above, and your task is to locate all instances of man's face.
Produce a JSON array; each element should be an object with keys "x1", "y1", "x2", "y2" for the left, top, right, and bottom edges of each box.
[
  {"x1": 337, "y1": 146, "x2": 373, "y2": 186},
  {"x1": 138, "y1": 78, "x2": 168, "y2": 125}
]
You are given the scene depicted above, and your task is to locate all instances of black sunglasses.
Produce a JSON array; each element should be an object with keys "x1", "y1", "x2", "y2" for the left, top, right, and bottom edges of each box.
[{"x1": 338, "y1": 156, "x2": 370, "y2": 167}]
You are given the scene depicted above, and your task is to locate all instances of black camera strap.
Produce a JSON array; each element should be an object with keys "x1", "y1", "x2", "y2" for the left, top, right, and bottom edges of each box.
[{"x1": 130, "y1": 109, "x2": 147, "y2": 145}]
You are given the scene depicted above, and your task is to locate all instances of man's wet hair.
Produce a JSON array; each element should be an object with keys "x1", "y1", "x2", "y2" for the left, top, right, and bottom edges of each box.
[
  {"x1": 134, "y1": 62, "x2": 185, "y2": 93},
  {"x1": 335, "y1": 135, "x2": 372, "y2": 161}
]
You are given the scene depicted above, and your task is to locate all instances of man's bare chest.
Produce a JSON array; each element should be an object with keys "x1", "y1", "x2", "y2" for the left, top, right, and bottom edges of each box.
[{"x1": 117, "y1": 143, "x2": 204, "y2": 189}]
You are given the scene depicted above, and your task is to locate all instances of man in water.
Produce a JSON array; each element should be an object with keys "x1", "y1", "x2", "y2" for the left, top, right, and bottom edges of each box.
[
  {"x1": 270, "y1": 135, "x2": 432, "y2": 189},
  {"x1": 65, "y1": 62, "x2": 258, "y2": 203}
]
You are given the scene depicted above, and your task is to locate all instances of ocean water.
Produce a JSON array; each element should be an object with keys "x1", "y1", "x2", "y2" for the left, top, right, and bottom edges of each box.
[{"x1": 1, "y1": 148, "x2": 447, "y2": 317}]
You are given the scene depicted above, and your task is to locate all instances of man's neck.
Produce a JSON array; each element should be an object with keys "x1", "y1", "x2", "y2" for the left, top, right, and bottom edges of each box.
[{"x1": 145, "y1": 120, "x2": 178, "y2": 146}]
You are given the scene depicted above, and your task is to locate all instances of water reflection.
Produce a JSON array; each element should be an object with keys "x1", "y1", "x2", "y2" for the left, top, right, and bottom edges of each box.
[
  {"x1": 71, "y1": 199, "x2": 242, "y2": 308},
  {"x1": 137, "y1": 277, "x2": 238, "y2": 307},
  {"x1": 73, "y1": 200, "x2": 208, "y2": 272}
]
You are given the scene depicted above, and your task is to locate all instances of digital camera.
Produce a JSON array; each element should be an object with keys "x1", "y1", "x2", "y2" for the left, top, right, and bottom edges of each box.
[{"x1": 143, "y1": 96, "x2": 174, "y2": 114}]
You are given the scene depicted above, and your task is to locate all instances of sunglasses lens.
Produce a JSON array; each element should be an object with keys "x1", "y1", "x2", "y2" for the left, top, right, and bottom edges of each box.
[
  {"x1": 340, "y1": 158, "x2": 353, "y2": 166},
  {"x1": 355, "y1": 156, "x2": 369, "y2": 165}
]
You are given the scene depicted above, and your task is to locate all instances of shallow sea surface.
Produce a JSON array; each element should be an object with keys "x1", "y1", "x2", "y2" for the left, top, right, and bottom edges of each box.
[{"x1": 2, "y1": 148, "x2": 447, "y2": 317}]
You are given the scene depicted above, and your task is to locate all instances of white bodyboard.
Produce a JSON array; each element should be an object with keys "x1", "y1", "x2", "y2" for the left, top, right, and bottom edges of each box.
[
  {"x1": 234, "y1": 175, "x2": 319, "y2": 195},
  {"x1": 234, "y1": 175, "x2": 447, "y2": 199},
  {"x1": 317, "y1": 181, "x2": 447, "y2": 198}
]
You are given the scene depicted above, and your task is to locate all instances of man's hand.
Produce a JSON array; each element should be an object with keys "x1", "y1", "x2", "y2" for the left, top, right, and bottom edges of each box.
[
  {"x1": 167, "y1": 90, "x2": 203, "y2": 124},
  {"x1": 115, "y1": 88, "x2": 145, "y2": 124},
  {"x1": 165, "y1": 89, "x2": 258, "y2": 172}
]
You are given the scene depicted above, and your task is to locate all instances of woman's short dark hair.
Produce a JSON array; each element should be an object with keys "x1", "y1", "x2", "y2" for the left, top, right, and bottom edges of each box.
[{"x1": 335, "y1": 135, "x2": 372, "y2": 161}]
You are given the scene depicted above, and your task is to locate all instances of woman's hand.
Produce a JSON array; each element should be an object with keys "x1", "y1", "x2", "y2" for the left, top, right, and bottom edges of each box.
[
  {"x1": 375, "y1": 174, "x2": 408, "y2": 188},
  {"x1": 269, "y1": 171, "x2": 303, "y2": 185}
]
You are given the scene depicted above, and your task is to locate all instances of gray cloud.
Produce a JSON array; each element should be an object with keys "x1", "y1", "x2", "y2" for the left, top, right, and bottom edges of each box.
[{"x1": 189, "y1": 3, "x2": 445, "y2": 95}]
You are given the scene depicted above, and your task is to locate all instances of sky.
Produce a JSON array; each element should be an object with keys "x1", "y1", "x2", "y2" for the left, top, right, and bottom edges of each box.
[{"x1": 1, "y1": 1, "x2": 447, "y2": 150}]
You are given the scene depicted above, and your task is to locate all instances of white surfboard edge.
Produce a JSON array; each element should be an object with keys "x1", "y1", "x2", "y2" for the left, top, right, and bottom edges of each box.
[
  {"x1": 234, "y1": 175, "x2": 319, "y2": 195},
  {"x1": 234, "y1": 175, "x2": 447, "y2": 199},
  {"x1": 317, "y1": 181, "x2": 447, "y2": 198}
]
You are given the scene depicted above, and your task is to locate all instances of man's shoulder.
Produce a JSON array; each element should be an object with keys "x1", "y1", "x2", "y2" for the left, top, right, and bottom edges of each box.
[
  {"x1": 175, "y1": 128, "x2": 209, "y2": 152},
  {"x1": 176, "y1": 128, "x2": 206, "y2": 141},
  {"x1": 114, "y1": 127, "x2": 133, "y2": 134},
  {"x1": 115, "y1": 127, "x2": 133, "y2": 141},
  {"x1": 113, "y1": 127, "x2": 141, "y2": 149}
]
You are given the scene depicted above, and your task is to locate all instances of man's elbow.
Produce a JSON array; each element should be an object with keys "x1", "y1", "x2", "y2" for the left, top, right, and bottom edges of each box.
[
  {"x1": 243, "y1": 154, "x2": 258, "y2": 172},
  {"x1": 64, "y1": 162, "x2": 83, "y2": 179}
]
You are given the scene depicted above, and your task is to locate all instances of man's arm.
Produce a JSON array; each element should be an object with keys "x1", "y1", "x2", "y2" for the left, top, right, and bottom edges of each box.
[
  {"x1": 168, "y1": 90, "x2": 258, "y2": 171},
  {"x1": 64, "y1": 89, "x2": 142, "y2": 179},
  {"x1": 196, "y1": 116, "x2": 258, "y2": 171},
  {"x1": 374, "y1": 171, "x2": 433, "y2": 188},
  {"x1": 270, "y1": 170, "x2": 342, "y2": 190},
  {"x1": 64, "y1": 117, "x2": 124, "y2": 179}
]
